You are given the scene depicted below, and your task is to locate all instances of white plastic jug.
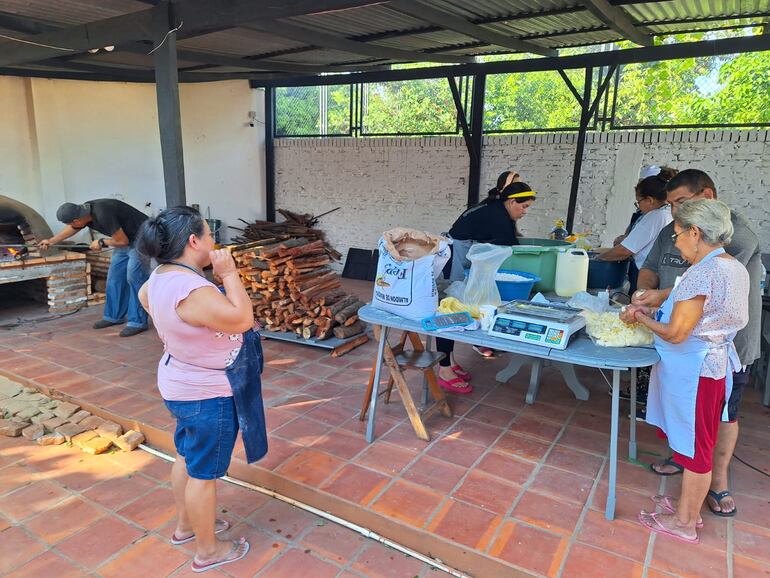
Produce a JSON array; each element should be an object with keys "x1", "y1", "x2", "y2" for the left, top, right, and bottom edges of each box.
[{"x1": 555, "y1": 248, "x2": 589, "y2": 297}]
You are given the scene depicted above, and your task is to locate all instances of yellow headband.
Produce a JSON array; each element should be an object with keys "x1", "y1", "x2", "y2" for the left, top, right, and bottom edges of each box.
[{"x1": 505, "y1": 191, "x2": 537, "y2": 200}]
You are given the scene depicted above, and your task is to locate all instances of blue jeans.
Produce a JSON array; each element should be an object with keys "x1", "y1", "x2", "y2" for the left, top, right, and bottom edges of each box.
[
  {"x1": 103, "y1": 246, "x2": 150, "y2": 329},
  {"x1": 164, "y1": 397, "x2": 239, "y2": 480}
]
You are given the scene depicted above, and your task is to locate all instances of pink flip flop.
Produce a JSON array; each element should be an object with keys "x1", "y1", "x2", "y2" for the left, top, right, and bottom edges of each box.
[
  {"x1": 650, "y1": 495, "x2": 703, "y2": 528},
  {"x1": 451, "y1": 365, "x2": 472, "y2": 381},
  {"x1": 438, "y1": 376, "x2": 473, "y2": 394},
  {"x1": 638, "y1": 511, "x2": 699, "y2": 544},
  {"x1": 191, "y1": 537, "x2": 250, "y2": 573},
  {"x1": 171, "y1": 519, "x2": 230, "y2": 545}
]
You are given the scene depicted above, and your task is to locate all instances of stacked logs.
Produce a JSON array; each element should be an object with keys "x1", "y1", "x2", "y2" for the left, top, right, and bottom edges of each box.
[
  {"x1": 229, "y1": 237, "x2": 368, "y2": 357},
  {"x1": 85, "y1": 249, "x2": 111, "y2": 307}
]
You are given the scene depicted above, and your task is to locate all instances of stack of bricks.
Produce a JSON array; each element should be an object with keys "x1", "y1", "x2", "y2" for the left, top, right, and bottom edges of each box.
[
  {"x1": 85, "y1": 248, "x2": 111, "y2": 306},
  {"x1": 0, "y1": 376, "x2": 145, "y2": 453},
  {"x1": 18, "y1": 223, "x2": 41, "y2": 258}
]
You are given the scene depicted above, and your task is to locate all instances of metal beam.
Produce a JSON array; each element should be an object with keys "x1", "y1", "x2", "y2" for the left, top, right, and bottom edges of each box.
[
  {"x1": 264, "y1": 87, "x2": 276, "y2": 222},
  {"x1": 447, "y1": 77, "x2": 475, "y2": 163},
  {"x1": 251, "y1": 33, "x2": 770, "y2": 87},
  {"x1": 389, "y1": 1, "x2": 556, "y2": 57},
  {"x1": 153, "y1": 3, "x2": 186, "y2": 207},
  {"x1": 566, "y1": 67, "x2": 593, "y2": 234},
  {"x1": 467, "y1": 74, "x2": 486, "y2": 207},
  {"x1": 583, "y1": 0, "x2": 652, "y2": 46},
  {"x1": 243, "y1": 20, "x2": 473, "y2": 64}
]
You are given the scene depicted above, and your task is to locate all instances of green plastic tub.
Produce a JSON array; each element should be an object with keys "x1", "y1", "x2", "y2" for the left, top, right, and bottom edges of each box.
[{"x1": 499, "y1": 238, "x2": 572, "y2": 292}]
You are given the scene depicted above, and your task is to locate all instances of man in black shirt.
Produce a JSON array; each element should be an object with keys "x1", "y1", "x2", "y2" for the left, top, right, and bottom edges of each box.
[{"x1": 41, "y1": 199, "x2": 150, "y2": 337}]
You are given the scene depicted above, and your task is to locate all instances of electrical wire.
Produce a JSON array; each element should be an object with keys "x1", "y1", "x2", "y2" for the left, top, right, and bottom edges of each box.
[
  {"x1": 147, "y1": 20, "x2": 183, "y2": 55},
  {"x1": 734, "y1": 454, "x2": 770, "y2": 478},
  {"x1": 0, "y1": 32, "x2": 76, "y2": 52}
]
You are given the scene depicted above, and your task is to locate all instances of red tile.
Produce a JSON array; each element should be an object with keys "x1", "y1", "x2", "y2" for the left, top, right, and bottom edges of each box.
[
  {"x1": 590, "y1": 483, "x2": 652, "y2": 524},
  {"x1": 558, "y1": 425, "x2": 610, "y2": 455},
  {"x1": 508, "y1": 415, "x2": 563, "y2": 443},
  {"x1": 452, "y1": 470, "x2": 520, "y2": 514},
  {"x1": 402, "y1": 455, "x2": 467, "y2": 493},
  {"x1": 562, "y1": 543, "x2": 644, "y2": 578},
  {"x1": 600, "y1": 460, "x2": 660, "y2": 495},
  {"x1": 255, "y1": 436, "x2": 303, "y2": 471},
  {"x1": 371, "y1": 480, "x2": 443, "y2": 528},
  {"x1": 321, "y1": 464, "x2": 391, "y2": 505},
  {"x1": 311, "y1": 429, "x2": 368, "y2": 459},
  {"x1": 99, "y1": 535, "x2": 188, "y2": 578},
  {"x1": 0, "y1": 461, "x2": 39, "y2": 495},
  {"x1": 734, "y1": 555, "x2": 770, "y2": 578},
  {"x1": 651, "y1": 539, "x2": 728, "y2": 578},
  {"x1": 733, "y1": 494, "x2": 770, "y2": 529},
  {"x1": 475, "y1": 451, "x2": 536, "y2": 486},
  {"x1": 83, "y1": 474, "x2": 157, "y2": 510},
  {"x1": 274, "y1": 417, "x2": 332, "y2": 446},
  {"x1": 271, "y1": 394, "x2": 324, "y2": 415},
  {"x1": 265, "y1": 408, "x2": 299, "y2": 431},
  {"x1": 303, "y1": 400, "x2": 357, "y2": 427},
  {"x1": 494, "y1": 432, "x2": 551, "y2": 462},
  {"x1": 5, "y1": 551, "x2": 84, "y2": 578},
  {"x1": 276, "y1": 449, "x2": 345, "y2": 486},
  {"x1": 425, "y1": 435, "x2": 485, "y2": 468},
  {"x1": 464, "y1": 403, "x2": 517, "y2": 428},
  {"x1": 117, "y1": 487, "x2": 176, "y2": 531},
  {"x1": 379, "y1": 421, "x2": 433, "y2": 452},
  {"x1": 300, "y1": 523, "x2": 366, "y2": 564},
  {"x1": 102, "y1": 392, "x2": 158, "y2": 418},
  {"x1": 84, "y1": 384, "x2": 136, "y2": 408},
  {"x1": 428, "y1": 499, "x2": 502, "y2": 551},
  {"x1": 0, "y1": 526, "x2": 46, "y2": 574},
  {"x1": 529, "y1": 466, "x2": 594, "y2": 506},
  {"x1": 299, "y1": 379, "x2": 351, "y2": 397},
  {"x1": 446, "y1": 419, "x2": 505, "y2": 447},
  {"x1": 0, "y1": 480, "x2": 69, "y2": 522},
  {"x1": 489, "y1": 520, "x2": 567, "y2": 577},
  {"x1": 258, "y1": 548, "x2": 340, "y2": 578},
  {"x1": 733, "y1": 522, "x2": 770, "y2": 566},
  {"x1": 544, "y1": 445, "x2": 603, "y2": 478},
  {"x1": 352, "y1": 541, "x2": 429, "y2": 578},
  {"x1": 577, "y1": 509, "x2": 651, "y2": 562},
  {"x1": 24, "y1": 496, "x2": 104, "y2": 544},
  {"x1": 355, "y1": 442, "x2": 418, "y2": 475},
  {"x1": 248, "y1": 500, "x2": 317, "y2": 540},
  {"x1": 518, "y1": 401, "x2": 574, "y2": 423},
  {"x1": 512, "y1": 491, "x2": 583, "y2": 536}
]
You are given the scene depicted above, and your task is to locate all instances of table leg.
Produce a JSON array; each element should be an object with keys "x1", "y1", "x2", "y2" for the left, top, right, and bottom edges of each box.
[
  {"x1": 421, "y1": 335, "x2": 433, "y2": 407},
  {"x1": 629, "y1": 367, "x2": 638, "y2": 461},
  {"x1": 553, "y1": 362, "x2": 590, "y2": 401},
  {"x1": 495, "y1": 353, "x2": 529, "y2": 383},
  {"x1": 525, "y1": 358, "x2": 543, "y2": 405},
  {"x1": 365, "y1": 325, "x2": 390, "y2": 443},
  {"x1": 606, "y1": 368, "x2": 620, "y2": 520}
]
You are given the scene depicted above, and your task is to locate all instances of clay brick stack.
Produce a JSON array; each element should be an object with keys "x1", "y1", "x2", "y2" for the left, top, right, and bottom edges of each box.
[
  {"x1": 85, "y1": 248, "x2": 111, "y2": 306},
  {"x1": 0, "y1": 377, "x2": 144, "y2": 453}
]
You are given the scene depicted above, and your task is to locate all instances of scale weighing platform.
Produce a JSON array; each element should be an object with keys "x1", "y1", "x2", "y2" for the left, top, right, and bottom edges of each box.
[{"x1": 488, "y1": 300, "x2": 586, "y2": 350}]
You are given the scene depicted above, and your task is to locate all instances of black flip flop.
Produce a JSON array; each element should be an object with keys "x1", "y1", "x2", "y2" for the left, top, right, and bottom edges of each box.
[
  {"x1": 707, "y1": 490, "x2": 737, "y2": 517},
  {"x1": 649, "y1": 456, "x2": 684, "y2": 476}
]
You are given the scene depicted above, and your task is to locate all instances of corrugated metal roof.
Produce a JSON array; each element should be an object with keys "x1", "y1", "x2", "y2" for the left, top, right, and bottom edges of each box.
[{"x1": 1, "y1": 0, "x2": 769, "y2": 81}]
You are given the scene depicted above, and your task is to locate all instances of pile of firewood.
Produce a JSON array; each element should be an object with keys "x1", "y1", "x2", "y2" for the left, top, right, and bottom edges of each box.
[
  {"x1": 85, "y1": 249, "x2": 110, "y2": 306},
  {"x1": 229, "y1": 236, "x2": 369, "y2": 357}
]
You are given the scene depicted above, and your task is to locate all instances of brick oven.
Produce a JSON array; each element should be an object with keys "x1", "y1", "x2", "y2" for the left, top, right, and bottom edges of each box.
[{"x1": 0, "y1": 195, "x2": 89, "y2": 315}]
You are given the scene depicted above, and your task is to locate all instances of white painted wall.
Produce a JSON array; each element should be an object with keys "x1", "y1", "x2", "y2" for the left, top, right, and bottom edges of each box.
[
  {"x1": 0, "y1": 76, "x2": 266, "y2": 243},
  {"x1": 276, "y1": 131, "x2": 770, "y2": 269}
]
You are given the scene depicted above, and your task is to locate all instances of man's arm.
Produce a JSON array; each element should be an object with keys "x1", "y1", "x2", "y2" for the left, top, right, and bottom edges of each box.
[
  {"x1": 39, "y1": 225, "x2": 79, "y2": 249},
  {"x1": 89, "y1": 227, "x2": 130, "y2": 250}
]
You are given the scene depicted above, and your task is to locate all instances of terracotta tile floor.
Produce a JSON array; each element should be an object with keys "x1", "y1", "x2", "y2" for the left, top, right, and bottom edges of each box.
[
  {"x1": 0, "y1": 435, "x2": 450, "y2": 577},
  {"x1": 2, "y1": 282, "x2": 769, "y2": 577}
]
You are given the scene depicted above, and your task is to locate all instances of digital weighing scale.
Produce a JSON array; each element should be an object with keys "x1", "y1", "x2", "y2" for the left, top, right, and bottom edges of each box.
[{"x1": 488, "y1": 300, "x2": 586, "y2": 350}]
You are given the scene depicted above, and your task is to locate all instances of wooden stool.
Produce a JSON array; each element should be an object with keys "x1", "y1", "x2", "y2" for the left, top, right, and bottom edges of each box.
[{"x1": 359, "y1": 328, "x2": 452, "y2": 441}]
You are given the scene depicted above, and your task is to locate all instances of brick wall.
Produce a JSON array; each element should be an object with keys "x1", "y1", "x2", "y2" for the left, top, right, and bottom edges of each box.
[{"x1": 275, "y1": 130, "x2": 770, "y2": 269}]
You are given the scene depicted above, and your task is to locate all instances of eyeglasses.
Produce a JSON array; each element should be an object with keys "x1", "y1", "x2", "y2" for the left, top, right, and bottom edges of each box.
[{"x1": 671, "y1": 229, "x2": 688, "y2": 242}]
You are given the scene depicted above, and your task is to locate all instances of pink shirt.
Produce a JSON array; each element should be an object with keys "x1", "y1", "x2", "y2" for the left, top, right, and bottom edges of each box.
[{"x1": 148, "y1": 269, "x2": 243, "y2": 401}]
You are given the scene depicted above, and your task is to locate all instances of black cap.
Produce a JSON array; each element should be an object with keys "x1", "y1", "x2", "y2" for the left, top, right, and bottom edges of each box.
[{"x1": 56, "y1": 202, "x2": 89, "y2": 224}]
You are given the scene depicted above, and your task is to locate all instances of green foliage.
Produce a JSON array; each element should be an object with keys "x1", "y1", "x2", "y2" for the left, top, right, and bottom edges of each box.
[
  {"x1": 275, "y1": 85, "x2": 351, "y2": 136},
  {"x1": 363, "y1": 78, "x2": 458, "y2": 134}
]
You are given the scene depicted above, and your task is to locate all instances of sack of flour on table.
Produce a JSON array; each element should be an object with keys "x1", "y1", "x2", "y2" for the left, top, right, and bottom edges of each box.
[{"x1": 372, "y1": 228, "x2": 450, "y2": 320}]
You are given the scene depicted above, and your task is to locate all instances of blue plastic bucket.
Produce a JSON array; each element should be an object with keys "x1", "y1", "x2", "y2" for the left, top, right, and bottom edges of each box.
[{"x1": 495, "y1": 270, "x2": 541, "y2": 301}]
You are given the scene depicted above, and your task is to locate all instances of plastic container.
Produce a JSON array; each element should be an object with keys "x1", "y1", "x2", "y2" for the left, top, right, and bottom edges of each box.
[
  {"x1": 587, "y1": 252, "x2": 630, "y2": 289},
  {"x1": 555, "y1": 248, "x2": 589, "y2": 297},
  {"x1": 499, "y1": 238, "x2": 571, "y2": 292},
  {"x1": 495, "y1": 270, "x2": 540, "y2": 301}
]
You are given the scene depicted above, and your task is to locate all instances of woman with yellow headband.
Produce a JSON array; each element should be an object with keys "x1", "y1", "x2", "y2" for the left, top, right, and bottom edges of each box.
[{"x1": 436, "y1": 181, "x2": 537, "y2": 392}]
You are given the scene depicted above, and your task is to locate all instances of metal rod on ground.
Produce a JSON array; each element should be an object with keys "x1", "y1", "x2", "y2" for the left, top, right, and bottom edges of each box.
[
  {"x1": 0, "y1": 243, "x2": 91, "y2": 249},
  {"x1": 137, "y1": 444, "x2": 471, "y2": 578}
]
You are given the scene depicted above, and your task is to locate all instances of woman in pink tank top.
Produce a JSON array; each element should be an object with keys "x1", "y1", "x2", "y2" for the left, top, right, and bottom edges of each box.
[{"x1": 136, "y1": 206, "x2": 253, "y2": 572}]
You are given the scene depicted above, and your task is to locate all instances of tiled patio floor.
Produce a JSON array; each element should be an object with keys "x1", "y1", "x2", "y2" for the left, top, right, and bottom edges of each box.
[
  {"x1": 1, "y1": 282, "x2": 769, "y2": 577},
  {"x1": 0, "y1": 434, "x2": 451, "y2": 577}
]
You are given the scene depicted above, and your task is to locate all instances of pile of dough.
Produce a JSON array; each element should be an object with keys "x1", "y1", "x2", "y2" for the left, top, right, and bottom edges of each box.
[{"x1": 582, "y1": 310, "x2": 653, "y2": 347}]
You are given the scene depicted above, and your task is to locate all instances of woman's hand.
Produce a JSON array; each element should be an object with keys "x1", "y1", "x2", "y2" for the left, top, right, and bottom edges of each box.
[
  {"x1": 210, "y1": 249, "x2": 238, "y2": 280},
  {"x1": 621, "y1": 304, "x2": 650, "y2": 324},
  {"x1": 632, "y1": 289, "x2": 667, "y2": 308}
]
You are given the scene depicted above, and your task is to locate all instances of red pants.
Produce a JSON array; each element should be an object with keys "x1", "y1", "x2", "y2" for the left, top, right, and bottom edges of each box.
[{"x1": 658, "y1": 375, "x2": 726, "y2": 474}]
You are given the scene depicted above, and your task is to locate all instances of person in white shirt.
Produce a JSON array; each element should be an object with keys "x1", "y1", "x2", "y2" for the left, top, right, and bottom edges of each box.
[{"x1": 599, "y1": 174, "x2": 674, "y2": 290}]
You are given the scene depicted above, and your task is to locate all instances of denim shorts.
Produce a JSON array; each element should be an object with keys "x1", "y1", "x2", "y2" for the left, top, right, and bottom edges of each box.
[
  {"x1": 164, "y1": 396, "x2": 238, "y2": 480},
  {"x1": 725, "y1": 368, "x2": 750, "y2": 423}
]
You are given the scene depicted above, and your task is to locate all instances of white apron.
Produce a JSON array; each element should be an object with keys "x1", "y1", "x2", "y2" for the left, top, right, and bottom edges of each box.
[{"x1": 645, "y1": 248, "x2": 740, "y2": 458}]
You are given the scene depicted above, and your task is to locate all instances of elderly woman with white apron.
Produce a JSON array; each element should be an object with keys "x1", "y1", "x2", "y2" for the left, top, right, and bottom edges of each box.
[{"x1": 622, "y1": 199, "x2": 748, "y2": 545}]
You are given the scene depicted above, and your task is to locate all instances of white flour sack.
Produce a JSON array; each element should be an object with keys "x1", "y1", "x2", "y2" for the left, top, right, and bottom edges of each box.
[{"x1": 372, "y1": 228, "x2": 450, "y2": 320}]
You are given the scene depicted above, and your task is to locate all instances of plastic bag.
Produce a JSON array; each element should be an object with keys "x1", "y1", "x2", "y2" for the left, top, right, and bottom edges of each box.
[
  {"x1": 444, "y1": 280, "x2": 467, "y2": 301},
  {"x1": 463, "y1": 244, "x2": 512, "y2": 307},
  {"x1": 566, "y1": 291, "x2": 611, "y2": 313},
  {"x1": 437, "y1": 297, "x2": 480, "y2": 319}
]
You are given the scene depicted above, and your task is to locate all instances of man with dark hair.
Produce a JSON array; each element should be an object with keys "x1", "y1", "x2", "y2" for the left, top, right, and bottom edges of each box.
[
  {"x1": 40, "y1": 199, "x2": 150, "y2": 337},
  {"x1": 634, "y1": 169, "x2": 762, "y2": 517}
]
